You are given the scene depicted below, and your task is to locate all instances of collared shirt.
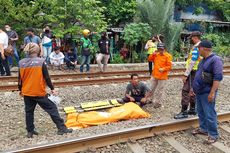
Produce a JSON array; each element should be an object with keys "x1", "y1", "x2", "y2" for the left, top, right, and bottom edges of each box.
[
  {"x1": 193, "y1": 53, "x2": 223, "y2": 94},
  {"x1": 148, "y1": 52, "x2": 172, "y2": 80}
]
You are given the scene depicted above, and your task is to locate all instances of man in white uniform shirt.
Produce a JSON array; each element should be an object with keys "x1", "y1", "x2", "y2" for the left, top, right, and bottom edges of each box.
[
  {"x1": 49, "y1": 47, "x2": 64, "y2": 70},
  {"x1": 0, "y1": 26, "x2": 11, "y2": 76}
]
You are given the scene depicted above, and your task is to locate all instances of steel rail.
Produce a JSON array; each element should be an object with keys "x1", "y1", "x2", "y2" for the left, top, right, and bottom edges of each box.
[
  {"x1": 1, "y1": 71, "x2": 230, "y2": 91},
  {"x1": 1, "y1": 66, "x2": 230, "y2": 82},
  {"x1": 0, "y1": 68, "x2": 180, "y2": 82},
  {"x1": 6, "y1": 112, "x2": 230, "y2": 153}
]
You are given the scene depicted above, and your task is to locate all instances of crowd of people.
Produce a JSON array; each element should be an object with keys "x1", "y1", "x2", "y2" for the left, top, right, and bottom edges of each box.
[
  {"x1": 0, "y1": 25, "x2": 113, "y2": 75},
  {"x1": 0, "y1": 24, "x2": 224, "y2": 144}
]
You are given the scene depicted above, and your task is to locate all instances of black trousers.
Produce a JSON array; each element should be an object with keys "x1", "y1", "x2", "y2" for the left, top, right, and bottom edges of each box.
[
  {"x1": 24, "y1": 96, "x2": 66, "y2": 132},
  {"x1": 148, "y1": 54, "x2": 153, "y2": 75},
  {"x1": 0, "y1": 56, "x2": 10, "y2": 76}
]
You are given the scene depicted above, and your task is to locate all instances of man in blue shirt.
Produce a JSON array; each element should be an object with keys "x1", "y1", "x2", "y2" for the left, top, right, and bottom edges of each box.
[
  {"x1": 192, "y1": 40, "x2": 223, "y2": 144},
  {"x1": 23, "y1": 28, "x2": 43, "y2": 57}
]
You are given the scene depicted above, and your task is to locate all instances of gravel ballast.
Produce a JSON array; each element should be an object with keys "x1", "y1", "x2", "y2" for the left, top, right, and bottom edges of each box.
[{"x1": 0, "y1": 76, "x2": 230, "y2": 152}]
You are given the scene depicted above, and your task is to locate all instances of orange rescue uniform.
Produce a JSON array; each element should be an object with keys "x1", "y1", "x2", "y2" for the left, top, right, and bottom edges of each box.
[
  {"x1": 148, "y1": 52, "x2": 172, "y2": 80},
  {"x1": 19, "y1": 58, "x2": 47, "y2": 97}
]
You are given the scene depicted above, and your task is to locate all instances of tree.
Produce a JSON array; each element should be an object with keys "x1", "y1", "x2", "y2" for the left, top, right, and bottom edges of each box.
[
  {"x1": 123, "y1": 23, "x2": 151, "y2": 62},
  {"x1": 136, "y1": 0, "x2": 184, "y2": 52},
  {"x1": 100, "y1": 0, "x2": 137, "y2": 27},
  {"x1": 206, "y1": 0, "x2": 230, "y2": 21},
  {"x1": 43, "y1": 0, "x2": 107, "y2": 38},
  {"x1": 0, "y1": 0, "x2": 107, "y2": 38},
  {"x1": 175, "y1": 0, "x2": 230, "y2": 21}
]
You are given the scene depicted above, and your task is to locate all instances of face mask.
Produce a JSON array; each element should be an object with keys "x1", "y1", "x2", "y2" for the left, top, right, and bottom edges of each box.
[
  {"x1": 5, "y1": 28, "x2": 10, "y2": 31},
  {"x1": 45, "y1": 30, "x2": 49, "y2": 33}
]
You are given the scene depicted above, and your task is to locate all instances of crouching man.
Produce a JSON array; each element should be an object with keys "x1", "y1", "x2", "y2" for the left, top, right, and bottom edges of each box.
[
  {"x1": 119, "y1": 74, "x2": 152, "y2": 107},
  {"x1": 49, "y1": 46, "x2": 65, "y2": 70},
  {"x1": 18, "y1": 43, "x2": 72, "y2": 138}
]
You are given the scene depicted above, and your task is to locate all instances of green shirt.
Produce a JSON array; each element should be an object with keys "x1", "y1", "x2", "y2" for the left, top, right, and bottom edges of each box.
[{"x1": 80, "y1": 37, "x2": 92, "y2": 49}]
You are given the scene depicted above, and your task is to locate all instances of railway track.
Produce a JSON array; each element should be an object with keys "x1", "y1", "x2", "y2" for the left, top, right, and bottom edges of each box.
[
  {"x1": 6, "y1": 112, "x2": 230, "y2": 153},
  {"x1": 1, "y1": 66, "x2": 230, "y2": 82},
  {"x1": 1, "y1": 68, "x2": 230, "y2": 91},
  {"x1": 0, "y1": 68, "x2": 188, "y2": 82}
]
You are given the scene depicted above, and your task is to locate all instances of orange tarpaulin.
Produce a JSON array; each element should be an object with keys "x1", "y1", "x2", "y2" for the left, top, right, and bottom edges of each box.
[{"x1": 65, "y1": 102, "x2": 151, "y2": 129}]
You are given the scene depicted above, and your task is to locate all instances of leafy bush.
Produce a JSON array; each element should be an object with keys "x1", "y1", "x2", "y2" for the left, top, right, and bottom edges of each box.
[
  {"x1": 110, "y1": 54, "x2": 124, "y2": 64},
  {"x1": 123, "y1": 23, "x2": 151, "y2": 62},
  {"x1": 202, "y1": 33, "x2": 230, "y2": 57}
]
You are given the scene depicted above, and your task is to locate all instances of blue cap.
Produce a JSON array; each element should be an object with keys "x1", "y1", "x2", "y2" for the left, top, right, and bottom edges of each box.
[{"x1": 198, "y1": 40, "x2": 212, "y2": 48}]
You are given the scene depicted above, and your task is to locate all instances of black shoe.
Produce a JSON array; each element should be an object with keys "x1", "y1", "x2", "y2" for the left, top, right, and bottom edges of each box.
[
  {"x1": 32, "y1": 130, "x2": 39, "y2": 135},
  {"x1": 27, "y1": 131, "x2": 39, "y2": 138},
  {"x1": 174, "y1": 111, "x2": 188, "y2": 119},
  {"x1": 188, "y1": 109, "x2": 197, "y2": 115},
  {"x1": 57, "y1": 128, "x2": 73, "y2": 135}
]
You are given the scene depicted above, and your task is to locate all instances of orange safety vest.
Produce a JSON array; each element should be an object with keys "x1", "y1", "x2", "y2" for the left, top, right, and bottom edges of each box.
[{"x1": 19, "y1": 57, "x2": 47, "y2": 97}]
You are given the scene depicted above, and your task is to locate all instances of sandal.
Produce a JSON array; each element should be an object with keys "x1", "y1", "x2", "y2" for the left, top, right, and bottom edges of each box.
[
  {"x1": 204, "y1": 136, "x2": 218, "y2": 145},
  {"x1": 191, "y1": 128, "x2": 208, "y2": 136}
]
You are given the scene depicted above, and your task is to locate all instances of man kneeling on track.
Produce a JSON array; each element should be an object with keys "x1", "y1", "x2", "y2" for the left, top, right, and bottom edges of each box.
[
  {"x1": 118, "y1": 74, "x2": 152, "y2": 107},
  {"x1": 18, "y1": 43, "x2": 72, "y2": 138}
]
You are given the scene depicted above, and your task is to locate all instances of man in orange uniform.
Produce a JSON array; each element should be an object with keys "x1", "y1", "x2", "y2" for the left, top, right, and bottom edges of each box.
[
  {"x1": 148, "y1": 43, "x2": 172, "y2": 108},
  {"x1": 18, "y1": 43, "x2": 72, "y2": 138}
]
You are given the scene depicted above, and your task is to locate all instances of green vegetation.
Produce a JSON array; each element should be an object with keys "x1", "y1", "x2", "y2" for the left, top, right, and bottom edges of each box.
[
  {"x1": 100, "y1": 0, "x2": 137, "y2": 27},
  {"x1": 0, "y1": 0, "x2": 229, "y2": 63},
  {"x1": 175, "y1": 0, "x2": 230, "y2": 21},
  {"x1": 202, "y1": 33, "x2": 230, "y2": 57},
  {"x1": 0, "y1": 0, "x2": 107, "y2": 37},
  {"x1": 123, "y1": 23, "x2": 151, "y2": 62},
  {"x1": 110, "y1": 54, "x2": 124, "y2": 64},
  {"x1": 136, "y1": 0, "x2": 184, "y2": 52}
]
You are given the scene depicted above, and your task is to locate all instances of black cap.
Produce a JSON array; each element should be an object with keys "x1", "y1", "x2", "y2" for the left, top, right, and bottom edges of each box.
[
  {"x1": 157, "y1": 43, "x2": 165, "y2": 49},
  {"x1": 198, "y1": 40, "x2": 212, "y2": 48},
  {"x1": 189, "y1": 31, "x2": 202, "y2": 38}
]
